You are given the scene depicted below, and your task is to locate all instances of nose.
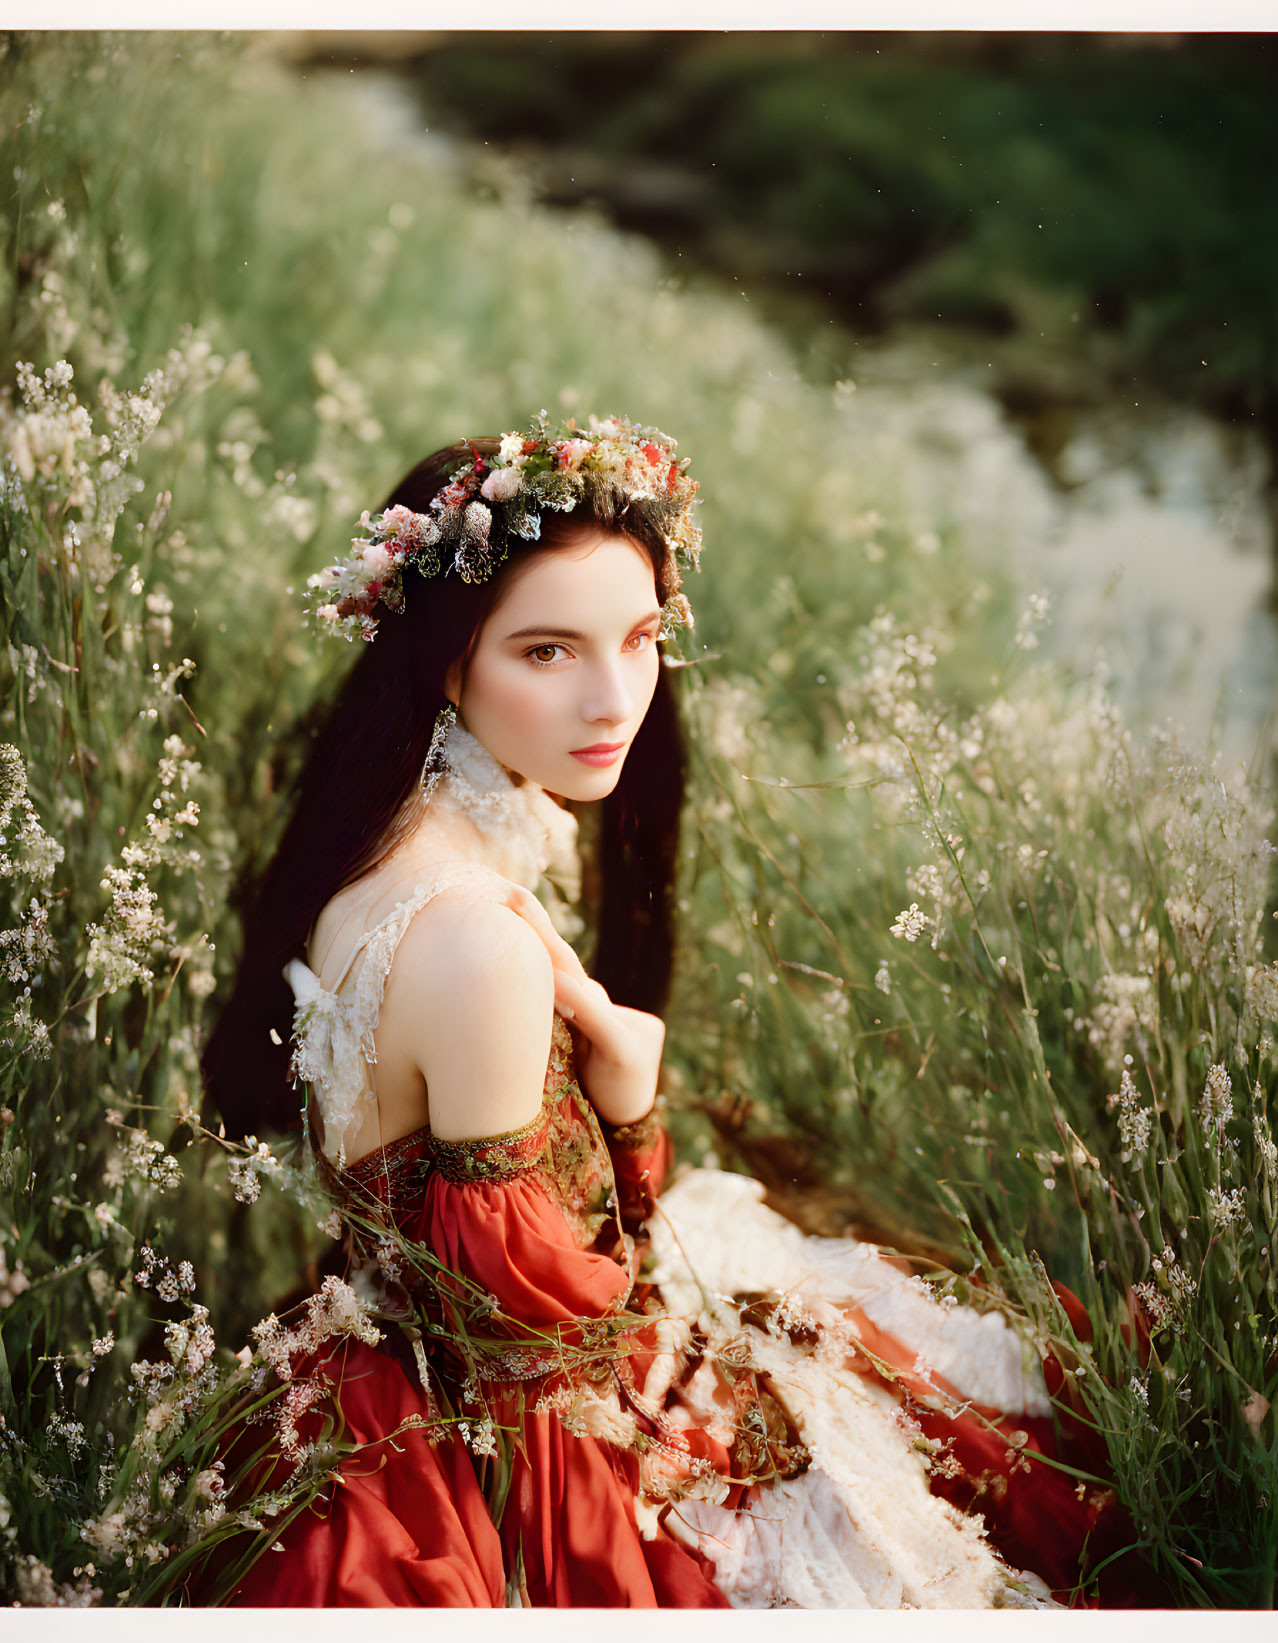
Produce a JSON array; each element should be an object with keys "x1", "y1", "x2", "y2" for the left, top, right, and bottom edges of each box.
[{"x1": 581, "y1": 658, "x2": 636, "y2": 727}]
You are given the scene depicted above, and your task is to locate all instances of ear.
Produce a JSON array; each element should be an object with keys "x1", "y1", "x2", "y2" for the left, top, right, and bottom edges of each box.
[{"x1": 443, "y1": 659, "x2": 462, "y2": 707}]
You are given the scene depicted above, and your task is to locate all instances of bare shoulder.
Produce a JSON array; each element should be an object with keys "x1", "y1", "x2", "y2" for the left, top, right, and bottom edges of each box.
[
  {"x1": 381, "y1": 882, "x2": 555, "y2": 1143},
  {"x1": 386, "y1": 874, "x2": 545, "y2": 991}
]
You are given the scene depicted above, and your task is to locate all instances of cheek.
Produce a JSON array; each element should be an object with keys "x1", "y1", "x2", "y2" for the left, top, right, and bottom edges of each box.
[
  {"x1": 641, "y1": 649, "x2": 662, "y2": 708},
  {"x1": 466, "y1": 660, "x2": 554, "y2": 738}
]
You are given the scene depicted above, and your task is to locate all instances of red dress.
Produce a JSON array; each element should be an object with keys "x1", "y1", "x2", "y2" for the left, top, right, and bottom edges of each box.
[
  {"x1": 228, "y1": 1040, "x2": 729, "y2": 1606},
  {"x1": 217, "y1": 867, "x2": 1148, "y2": 1609}
]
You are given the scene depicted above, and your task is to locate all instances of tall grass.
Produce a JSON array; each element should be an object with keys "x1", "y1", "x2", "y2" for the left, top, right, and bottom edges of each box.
[
  {"x1": 671, "y1": 610, "x2": 1278, "y2": 1602},
  {"x1": 0, "y1": 31, "x2": 1272, "y2": 1606}
]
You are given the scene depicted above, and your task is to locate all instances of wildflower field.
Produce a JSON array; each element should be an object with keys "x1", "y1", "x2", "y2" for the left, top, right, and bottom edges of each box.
[{"x1": 0, "y1": 32, "x2": 1275, "y2": 1607}]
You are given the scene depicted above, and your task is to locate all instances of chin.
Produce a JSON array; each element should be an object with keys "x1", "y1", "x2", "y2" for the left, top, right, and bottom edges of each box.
[{"x1": 545, "y1": 760, "x2": 627, "y2": 804}]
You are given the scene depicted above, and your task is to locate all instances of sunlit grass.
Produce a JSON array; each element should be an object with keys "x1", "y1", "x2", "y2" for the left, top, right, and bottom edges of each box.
[{"x1": 0, "y1": 30, "x2": 1273, "y2": 1607}]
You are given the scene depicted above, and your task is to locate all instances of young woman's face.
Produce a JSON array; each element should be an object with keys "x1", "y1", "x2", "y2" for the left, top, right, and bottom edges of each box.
[{"x1": 447, "y1": 531, "x2": 663, "y2": 801}]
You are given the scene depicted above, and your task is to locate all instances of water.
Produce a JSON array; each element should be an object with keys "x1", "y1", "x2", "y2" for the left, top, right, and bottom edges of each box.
[{"x1": 829, "y1": 335, "x2": 1275, "y2": 772}]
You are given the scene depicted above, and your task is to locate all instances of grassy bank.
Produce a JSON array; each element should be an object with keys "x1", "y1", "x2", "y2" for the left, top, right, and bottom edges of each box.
[{"x1": 0, "y1": 31, "x2": 1274, "y2": 1605}]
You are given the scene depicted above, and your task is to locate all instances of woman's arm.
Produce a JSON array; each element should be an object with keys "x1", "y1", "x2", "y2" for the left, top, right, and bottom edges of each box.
[{"x1": 391, "y1": 895, "x2": 555, "y2": 1141}]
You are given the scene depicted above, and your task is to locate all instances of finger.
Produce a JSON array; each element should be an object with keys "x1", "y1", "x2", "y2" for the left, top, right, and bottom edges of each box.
[
  {"x1": 502, "y1": 885, "x2": 591, "y2": 983},
  {"x1": 552, "y1": 968, "x2": 615, "y2": 1039}
]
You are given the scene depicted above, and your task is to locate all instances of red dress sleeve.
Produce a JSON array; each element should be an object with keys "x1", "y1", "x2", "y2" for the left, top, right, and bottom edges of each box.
[
  {"x1": 600, "y1": 1107, "x2": 671, "y2": 1232},
  {"x1": 418, "y1": 1168, "x2": 632, "y2": 1326},
  {"x1": 388, "y1": 1103, "x2": 630, "y2": 1330}
]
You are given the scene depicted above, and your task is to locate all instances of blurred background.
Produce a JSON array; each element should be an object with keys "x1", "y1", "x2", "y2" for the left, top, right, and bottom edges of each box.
[{"x1": 265, "y1": 28, "x2": 1278, "y2": 760}]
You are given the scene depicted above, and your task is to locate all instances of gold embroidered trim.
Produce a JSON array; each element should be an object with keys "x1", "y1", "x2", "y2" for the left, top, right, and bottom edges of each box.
[
  {"x1": 603, "y1": 1108, "x2": 663, "y2": 1152},
  {"x1": 344, "y1": 1124, "x2": 430, "y2": 1181},
  {"x1": 426, "y1": 1107, "x2": 551, "y2": 1185},
  {"x1": 338, "y1": 1124, "x2": 431, "y2": 1213}
]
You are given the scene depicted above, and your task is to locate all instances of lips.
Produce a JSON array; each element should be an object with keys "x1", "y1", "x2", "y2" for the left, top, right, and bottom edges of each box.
[{"x1": 570, "y1": 741, "x2": 626, "y2": 767}]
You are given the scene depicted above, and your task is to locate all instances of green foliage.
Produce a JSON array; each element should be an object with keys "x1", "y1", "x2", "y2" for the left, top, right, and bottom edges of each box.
[
  {"x1": 403, "y1": 33, "x2": 1278, "y2": 418},
  {"x1": 0, "y1": 29, "x2": 1274, "y2": 1608},
  {"x1": 669, "y1": 612, "x2": 1278, "y2": 1603}
]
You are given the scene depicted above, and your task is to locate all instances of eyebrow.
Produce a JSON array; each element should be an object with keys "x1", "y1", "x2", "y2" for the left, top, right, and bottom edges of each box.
[{"x1": 504, "y1": 610, "x2": 663, "y2": 642}]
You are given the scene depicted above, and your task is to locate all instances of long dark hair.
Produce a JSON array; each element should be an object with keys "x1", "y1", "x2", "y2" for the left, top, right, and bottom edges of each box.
[{"x1": 202, "y1": 440, "x2": 687, "y2": 1141}]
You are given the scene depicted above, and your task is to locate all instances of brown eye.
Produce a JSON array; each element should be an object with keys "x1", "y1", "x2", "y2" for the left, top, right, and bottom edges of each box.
[{"x1": 526, "y1": 643, "x2": 567, "y2": 667}]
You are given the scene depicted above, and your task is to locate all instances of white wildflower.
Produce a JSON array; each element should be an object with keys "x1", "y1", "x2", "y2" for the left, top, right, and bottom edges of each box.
[
  {"x1": 1108, "y1": 1068, "x2": 1153, "y2": 1161},
  {"x1": 1254, "y1": 1108, "x2": 1278, "y2": 1177},
  {"x1": 194, "y1": 1465, "x2": 225, "y2": 1501},
  {"x1": 226, "y1": 1157, "x2": 261, "y2": 1204},
  {"x1": 890, "y1": 903, "x2": 929, "y2": 942},
  {"x1": 0, "y1": 1243, "x2": 32, "y2": 1307},
  {"x1": 84, "y1": 863, "x2": 172, "y2": 993},
  {"x1": 1086, "y1": 973, "x2": 1157, "y2": 1069},
  {"x1": 1207, "y1": 1187, "x2": 1248, "y2": 1229},
  {"x1": 251, "y1": 1275, "x2": 382, "y2": 1384},
  {"x1": 1245, "y1": 962, "x2": 1278, "y2": 1023},
  {"x1": 124, "y1": 1129, "x2": 182, "y2": 1191},
  {"x1": 906, "y1": 863, "x2": 945, "y2": 904},
  {"x1": 146, "y1": 1399, "x2": 175, "y2": 1433},
  {"x1": 13, "y1": 1556, "x2": 58, "y2": 1605},
  {"x1": 1199, "y1": 1063, "x2": 1233, "y2": 1130},
  {"x1": 81, "y1": 1511, "x2": 128, "y2": 1557},
  {"x1": 467, "y1": 1416, "x2": 498, "y2": 1458},
  {"x1": 0, "y1": 897, "x2": 56, "y2": 984},
  {"x1": 46, "y1": 1412, "x2": 87, "y2": 1457},
  {"x1": 1014, "y1": 592, "x2": 1052, "y2": 651},
  {"x1": 0, "y1": 744, "x2": 66, "y2": 883},
  {"x1": 1159, "y1": 1245, "x2": 1199, "y2": 1313},
  {"x1": 1131, "y1": 1280, "x2": 1170, "y2": 1331}
]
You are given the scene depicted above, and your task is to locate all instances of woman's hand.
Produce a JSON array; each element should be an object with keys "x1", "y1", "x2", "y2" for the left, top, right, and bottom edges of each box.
[{"x1": 499, "y1": 884, "x2": 664, "y2": 1127}]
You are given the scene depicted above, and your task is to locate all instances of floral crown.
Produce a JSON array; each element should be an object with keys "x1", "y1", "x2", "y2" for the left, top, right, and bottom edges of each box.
[{"x1": 306, "y1": 410, "x2": 702, "y2": 645}]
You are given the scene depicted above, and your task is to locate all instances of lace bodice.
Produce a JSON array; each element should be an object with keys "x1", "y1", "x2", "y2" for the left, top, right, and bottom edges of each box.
[{"x1": 284, "y1": 859, "x2": 518, "y2": 1169}]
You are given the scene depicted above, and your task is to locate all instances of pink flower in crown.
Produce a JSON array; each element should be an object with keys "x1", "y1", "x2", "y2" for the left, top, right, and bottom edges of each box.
[
  {"x1": 480, "y1": 466, "x2": 522, "y2": 503},
  {"x1": 361, "y1": 542, "x2": 393, "y2": 575},
  {"x1": 554, "y1": 438, "x2": 592, "y2": 472},
  {"x1": 378, "y1": 504, "x2": 420, "y2": 539}
]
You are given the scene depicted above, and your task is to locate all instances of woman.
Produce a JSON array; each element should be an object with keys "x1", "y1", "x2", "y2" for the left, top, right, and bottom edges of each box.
[{"x1": 200, "y1": 414, "x2": 1129, "y2": 1609}]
